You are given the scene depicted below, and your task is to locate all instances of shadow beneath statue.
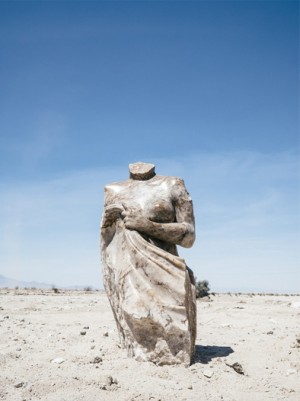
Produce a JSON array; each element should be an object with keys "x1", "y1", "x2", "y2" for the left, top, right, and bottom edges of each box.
[{"x1": 191, "y1": 344, "x2": 234, "y2": 365}]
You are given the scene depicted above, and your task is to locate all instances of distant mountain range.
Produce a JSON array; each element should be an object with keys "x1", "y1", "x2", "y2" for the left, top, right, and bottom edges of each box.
[
  {"x1": 0, "y1": 275, "x2": 100, "y2": 290},
  {"x1": 0, "y1": 275, "x2": 296, "y2": 294}
]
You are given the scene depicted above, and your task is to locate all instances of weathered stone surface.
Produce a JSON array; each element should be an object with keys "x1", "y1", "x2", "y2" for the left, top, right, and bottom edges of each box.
[{"x1": 100, "y1": 162, "x2": 196, "y2": 366}]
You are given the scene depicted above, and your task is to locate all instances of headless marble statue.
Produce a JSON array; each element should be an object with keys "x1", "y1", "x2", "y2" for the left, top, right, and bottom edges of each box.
[{"x1": 101, "y1": 162, "x2": 196, "y2": 366}]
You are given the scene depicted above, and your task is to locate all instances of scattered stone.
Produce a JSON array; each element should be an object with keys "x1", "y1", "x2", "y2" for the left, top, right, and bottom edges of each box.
[
  {"x1": 267, "y1": 331, "x2": 274, "y2": 335},
  {"x1": 99, "y1": 375, "x2": 118, "y2": 390},
  {"x1": 16, "y1": 348, "x2": 21, "y2": 351},
  {"x1": 187, "y1": 384, "x2": 193, "y2": 389},
  {"x1": 4, "y1": 315, "x2": 9, "y2": 319},
  {"x1": 80, "y1": 331, "x2": 86, "y2": 336},
  {"x1": 14, "y1": 382, "x2": 25, "y2": 388},
  {"x1": 286, "y1": 369, "x2": 296, "y2": 376},
  {"x1": 220, "y1": 323, "x2": 231, "y2": 328},
  {"x1": 103, "y1": 332, "x2": 109, "y2": 337},
  {"x1": 51, "y1": 357, "x2": 65, "y2": 364},
  {"x1": 90, "y1": 345, "x2": 95, "y2": 350},
  {"x1": 226, "y1": 362, "x2": 244, "y2": 375},
  {"x1": 203, "y1": 369, "x2": 214, "y2": 378},
  {"x1": 83, "y1": 326, "x2": 89, "y2": 330},
  {"x1": 200, "y1": 296, "x2": 211, "y2": 302},
  {"x1": 91, "y1": 356, "x2": 103, "y2": 364}
]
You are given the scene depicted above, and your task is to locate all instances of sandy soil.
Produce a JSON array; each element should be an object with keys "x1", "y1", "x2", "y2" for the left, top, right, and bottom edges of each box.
[{"x1": 0, "y1": 289, "x2": 299, "y2": 401}]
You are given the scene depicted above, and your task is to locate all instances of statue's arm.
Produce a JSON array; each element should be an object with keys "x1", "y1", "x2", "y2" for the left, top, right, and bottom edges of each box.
[
  {"x1": 101, "y1": 204, "x2": 123, "y2": 228},
  {"x1": 123, "y1": 178, "x2": 195, "y2": 248},
  {"x1": 101, "y1": 186, "x2": 125, "y2": 250},
  {"x1": 101, "y1": 184, "x2": 124, "y2": 229}
]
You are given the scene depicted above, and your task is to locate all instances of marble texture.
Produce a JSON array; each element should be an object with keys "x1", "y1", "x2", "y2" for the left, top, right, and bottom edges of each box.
[{"x1": 101, "y1": 162, "x2": 196, "y2": 366}]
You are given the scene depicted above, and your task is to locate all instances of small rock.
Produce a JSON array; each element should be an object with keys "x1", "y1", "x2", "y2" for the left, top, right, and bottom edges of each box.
[
  {"x1": 100, "y1": 375, "x2": 113, "y2": 390},
  {"x1": 16, "y1": 348, "x2": 22, "y2": 351},
  {"x1": 226, "y1": 362, "x2": 244, "y2": 375},
  {"x1": 106, "y1": 376, "x2": 113, "y2": 386},
  {"x1": 200, "y1": 296, "x2": 211, "y2": 302},
  {"x1": 80, "y1": 331, "x2": 86, "y2": 336},
  {"x1": 90, "y1": 345, "x2": 95, "y2": 350},
  {"x1": 267, "y1": 331, "x2": 274, "y2": 335},
  {"x1": 103, "y1": 332, "x2": 109, "y2": 337},
  {"x1": 14, "y1": 382, "x2": 24, "y2": 388},
  {"x1": 203, "y1": 369, "x2": 213, "y2": 378},
  {"x1": 83, "y1": 326, "x2": 89, "y2": 330},
  {"x1": 286, "y1": 369, "x2": 296, "y2": 376},
  {"x1": 51, "y1": 357, "x2": 65, "y2": 364},
  {"x1": 92, "y1": 356, "x2": 103, "y2": 364},
  {"x1": 188, "y1": 384, "x2": 193, "y2": 389},
  {"x1": 101, "y1": 375, "x2": 117, "y2": 389}
]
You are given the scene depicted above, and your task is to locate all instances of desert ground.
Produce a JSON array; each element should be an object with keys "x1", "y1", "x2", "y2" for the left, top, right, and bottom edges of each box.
[{"x1": 0, "y1": 289, "x2": 299, "y2": 401}]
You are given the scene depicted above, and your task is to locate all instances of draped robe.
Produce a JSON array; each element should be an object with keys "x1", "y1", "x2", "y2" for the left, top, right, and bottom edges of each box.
[{"x1": 101, "y1": 175, "x2": 196, "y2": 366}]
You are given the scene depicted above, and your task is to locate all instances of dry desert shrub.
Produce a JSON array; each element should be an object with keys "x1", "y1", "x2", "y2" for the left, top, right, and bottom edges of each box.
[
  {"x1": 195, "y1": 280, "x2": 210, "y2": 299},
  {"x1": 51, "y1": 285, "x2": 59, "y2": 294}
]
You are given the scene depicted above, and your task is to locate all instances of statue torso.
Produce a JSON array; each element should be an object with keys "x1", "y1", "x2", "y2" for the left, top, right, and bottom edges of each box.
[{"x1": 104, "y1": 175, "x2": 179, "y2": 224}]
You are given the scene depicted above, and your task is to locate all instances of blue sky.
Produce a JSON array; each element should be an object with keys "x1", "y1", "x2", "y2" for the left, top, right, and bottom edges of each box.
[{"x1": 0, "y1": 1, "x2": 299, "y2": 292}]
